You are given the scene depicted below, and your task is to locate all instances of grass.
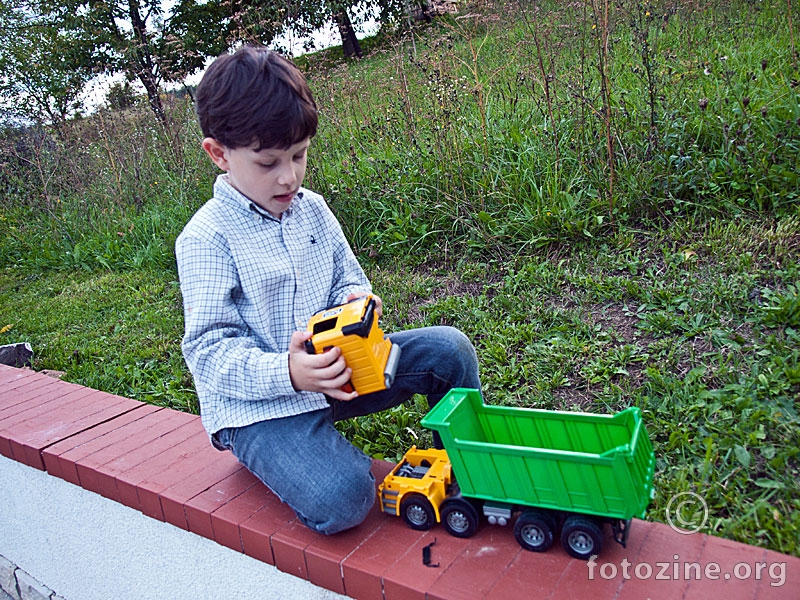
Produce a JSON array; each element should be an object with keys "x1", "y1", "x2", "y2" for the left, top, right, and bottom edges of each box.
[
  {"x1": 354, "y1": 215, "x2": 800, "y2": 552},
  {"x1": 1, "y1": 0, "x2": 798, "y2": 555},
  {"x1": 0, "y1": 269, "x2": 195, "y2": 413}
]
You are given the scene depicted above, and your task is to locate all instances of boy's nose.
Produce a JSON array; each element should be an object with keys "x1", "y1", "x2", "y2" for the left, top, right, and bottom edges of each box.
[{"x1": 277, "y1": 165, "x2": 297, "y2": 186}]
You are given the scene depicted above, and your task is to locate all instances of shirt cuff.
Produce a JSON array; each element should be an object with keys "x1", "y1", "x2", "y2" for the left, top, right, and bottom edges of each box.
[{"x1": 259, "y1": 351, "x2": 297, "y2": 397}]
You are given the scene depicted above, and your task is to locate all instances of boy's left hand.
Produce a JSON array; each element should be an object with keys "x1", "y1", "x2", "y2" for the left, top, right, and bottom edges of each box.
[
  {"x1": 288, "y1": 331, "x2": 359, "y2": 402},
  {"x1": 347, "y1": 291, "x2": 383, "y2": 319}
]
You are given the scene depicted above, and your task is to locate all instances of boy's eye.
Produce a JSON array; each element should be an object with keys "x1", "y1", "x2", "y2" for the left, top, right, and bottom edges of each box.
[{"x1": 260, "y1": 162, "x2": 276, "y2": 169}]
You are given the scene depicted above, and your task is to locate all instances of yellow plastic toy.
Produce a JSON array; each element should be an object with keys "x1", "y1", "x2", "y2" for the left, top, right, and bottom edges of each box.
[
  {"x1": 378, "y1": 446, "x2": 453, "y2": 526},
  {"x1": 304, "y1": 295, "x2": 401, "y2": 395}
]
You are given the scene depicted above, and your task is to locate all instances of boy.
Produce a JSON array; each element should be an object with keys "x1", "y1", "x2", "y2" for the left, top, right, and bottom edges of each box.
[{"x1": 176, "y1": 46, "x2": 480, "y2": 535}]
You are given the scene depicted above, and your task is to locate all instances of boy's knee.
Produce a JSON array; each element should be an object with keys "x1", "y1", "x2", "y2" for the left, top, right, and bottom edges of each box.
[
  {"x1": 330, "y1": 476, "x2": 376, "y2": 534},
  {"x1": 437, "y1": 326, "x2": 480, "y2": 377},
  {"x1": 441, "y1": 326, "x2": 478, "y2": 357}
]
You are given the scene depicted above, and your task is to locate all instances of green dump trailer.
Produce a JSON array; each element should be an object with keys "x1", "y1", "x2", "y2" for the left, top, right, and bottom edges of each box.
[{"x1": 380, "y1": 388, "x2": 655, "y2": 558}]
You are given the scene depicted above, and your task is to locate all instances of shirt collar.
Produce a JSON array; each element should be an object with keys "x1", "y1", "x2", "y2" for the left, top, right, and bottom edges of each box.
[{"x1": 214, "y1": 174, "x2": 303, "y2": 222}]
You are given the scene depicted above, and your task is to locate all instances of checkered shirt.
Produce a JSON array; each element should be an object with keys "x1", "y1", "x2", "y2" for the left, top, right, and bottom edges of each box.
[{"x1": 176, "y1": 174, "x2": 371, "y2": 436}]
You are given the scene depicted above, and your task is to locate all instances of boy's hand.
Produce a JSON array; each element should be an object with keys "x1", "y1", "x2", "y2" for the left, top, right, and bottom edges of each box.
[
  {"x1": 347, "y1": 291, "x2": 383, "y2": 319},
  {"x1": 288, "y1": 331, "x2": 359, "y2": 401}
]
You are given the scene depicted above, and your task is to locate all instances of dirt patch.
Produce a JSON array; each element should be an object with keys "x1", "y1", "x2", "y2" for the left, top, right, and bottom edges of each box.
[{"x1": 591, "y1": 302, "x2": 648, "y2": 345}]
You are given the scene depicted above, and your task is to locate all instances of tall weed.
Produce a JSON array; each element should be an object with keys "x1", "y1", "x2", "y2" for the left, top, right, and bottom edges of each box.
[{"x1": 1, "y1": 96, "x2": 214, "y2": 272}]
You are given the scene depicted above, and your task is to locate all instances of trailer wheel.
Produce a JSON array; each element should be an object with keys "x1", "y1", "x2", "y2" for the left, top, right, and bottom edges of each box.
[
  {"x1": 560, "y1": 515, "x2": 603, "y2": 560},
  {"x1": 400, "y1": 494, "x2": 436, "y2": 530},
  {"x1": 440, "y1": 498, "x2": 479, "y2": 538},
  {"x1": 513, "y1": 510, "x2": 556, "y2": 552}
]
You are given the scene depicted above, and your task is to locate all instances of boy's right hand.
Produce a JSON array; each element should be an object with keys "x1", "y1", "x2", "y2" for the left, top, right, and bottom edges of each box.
[{"x1": 288, "y1": 331, "x2": 359, "y2": 401}]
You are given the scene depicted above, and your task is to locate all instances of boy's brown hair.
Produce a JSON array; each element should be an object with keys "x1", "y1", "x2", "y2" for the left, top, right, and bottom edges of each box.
[{"x1": 196, "y1": 46, "x2": 318, "y2": 151}]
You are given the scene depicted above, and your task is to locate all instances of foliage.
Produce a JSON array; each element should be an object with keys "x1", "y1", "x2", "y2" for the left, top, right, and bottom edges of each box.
[
  {"x1": 167, "y1": 0, "x2": 408, "y2": 69},
  {"x1": 0, "y1": 0, "x2": 798, "y2": 555},
  {"x1": 1, "y1": 0, "x2": 412, "y2": 129},
  {"x1": 23, "y1": 0, "x2": 179, "y2": 132},
  {"x1": 0, "y1": 0, "x2": 96, "y2": 128},
  {"x1": 161, "y1": 0, "x2": 240, "y2": 81}
]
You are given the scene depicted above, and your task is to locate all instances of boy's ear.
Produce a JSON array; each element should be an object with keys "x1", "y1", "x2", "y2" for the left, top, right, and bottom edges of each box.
[{"x1": 202, "y1": 137, "x2": 229, "y2": 171}]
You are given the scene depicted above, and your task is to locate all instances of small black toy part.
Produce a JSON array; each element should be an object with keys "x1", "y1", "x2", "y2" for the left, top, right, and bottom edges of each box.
[{"x1": 422, "y1": 537, "x2": 439, "y2": 568}]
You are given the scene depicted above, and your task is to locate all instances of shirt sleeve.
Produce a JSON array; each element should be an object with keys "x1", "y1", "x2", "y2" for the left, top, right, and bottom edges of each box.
[{"x1": 176, "y1": 233, "x2": 297, "y2": 403}]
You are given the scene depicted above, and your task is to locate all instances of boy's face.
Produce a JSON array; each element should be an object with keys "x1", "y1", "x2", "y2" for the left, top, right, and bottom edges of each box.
[{"x1": 202, "y1": 137, "x2": 310, "y2": 219}]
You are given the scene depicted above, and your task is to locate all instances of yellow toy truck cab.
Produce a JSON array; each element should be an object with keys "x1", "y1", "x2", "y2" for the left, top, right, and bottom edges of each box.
[
  {"x1": 304, "y1": 295, "x2": 401, "y2": 395},
  {"x1": 378, "y1": 446, "x2": 454, "y2": 528}
]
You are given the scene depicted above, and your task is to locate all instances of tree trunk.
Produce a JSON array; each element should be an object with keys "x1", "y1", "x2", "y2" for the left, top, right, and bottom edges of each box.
[
  {"x1": 126, "y1": 0, "x2": 167, "y2": 128},
  {"x1": 334, "y1": 11, "x2": 362, "y2": 58},
  {"x1": 126, "y1": 0, "x2": 180, "y2": 162}
]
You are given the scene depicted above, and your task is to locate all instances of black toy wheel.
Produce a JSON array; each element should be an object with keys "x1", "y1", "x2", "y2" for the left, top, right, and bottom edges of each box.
[
  {"x1": 513, "y1": 509, "x2": 556, "y2": 552},
  {"x1": 440, "y1": 498, "x2": 479, "y2": 538},
  {"x1": 400, "y1": 494, "x2": 436, "y2": 531},
  {"x1": 560, "y1": 515, "x2": 603, "y2": 559}
]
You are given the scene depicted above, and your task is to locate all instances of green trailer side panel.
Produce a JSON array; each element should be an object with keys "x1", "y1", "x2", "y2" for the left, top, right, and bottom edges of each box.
[{"x1": 421, "y1": 389, "x2": 655, "y2": 520}]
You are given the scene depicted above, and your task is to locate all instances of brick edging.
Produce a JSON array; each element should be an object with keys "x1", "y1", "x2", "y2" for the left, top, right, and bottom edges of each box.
[{"x1": 1, "y1": 364, "x2": 798, "y2": 600}]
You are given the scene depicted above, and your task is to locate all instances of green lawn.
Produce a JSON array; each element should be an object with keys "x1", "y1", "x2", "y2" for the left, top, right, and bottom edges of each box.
[{"x1": 1, "y1": 0, "x2": 798, "y2": 555}]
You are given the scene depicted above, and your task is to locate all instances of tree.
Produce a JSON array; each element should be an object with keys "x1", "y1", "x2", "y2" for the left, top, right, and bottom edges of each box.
[
  {"x1": 1, "y1": 0, "x2": 412, "y2": 133},
  {"x1": 329, "y1": 2, "x2": 364, "y2": 58},
  {"x1": 163, "y1": 0, "x2": 292, "y2": 81},
  {"x1": 296, "y1": 0, "x2": 409, "y2": 58},
  {"x1": 30, "y1": 0, "x2": 176, "y2": 131},
  {"x1": 167, "y1": 0, "x2": 409, "y2": 75},
  {"x1": 0, "y1": 1, "x2": 95, "y2": 133},
  {"x1": 159, "y1": 0, "x2": 236, "y2": 81}
]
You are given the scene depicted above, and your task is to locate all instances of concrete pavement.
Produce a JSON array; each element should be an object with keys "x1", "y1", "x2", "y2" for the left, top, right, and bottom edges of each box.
[{"x1": 0, "y1": 453, "x2": 348, "y2": 600}]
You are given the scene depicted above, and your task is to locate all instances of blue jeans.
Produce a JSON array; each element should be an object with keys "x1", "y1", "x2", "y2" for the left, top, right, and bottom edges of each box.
[{"x1": 213, "y1": 325, "x2": 480, "y2": 535}]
